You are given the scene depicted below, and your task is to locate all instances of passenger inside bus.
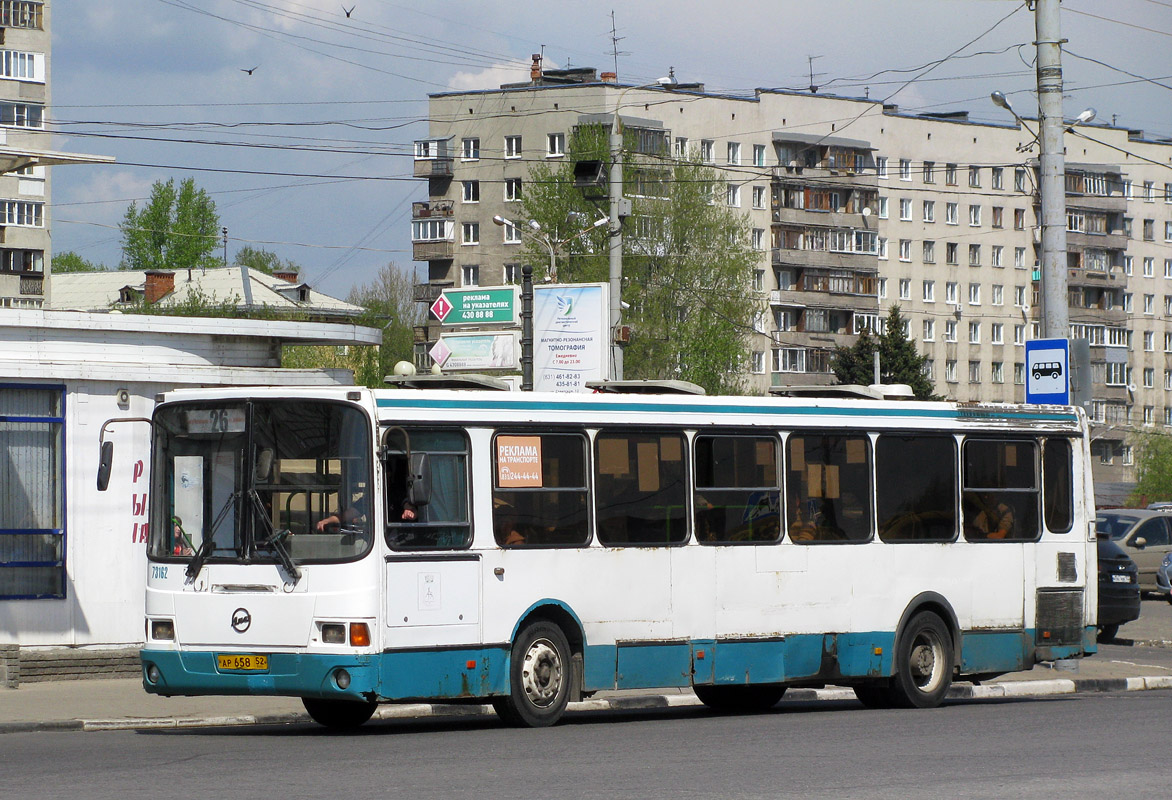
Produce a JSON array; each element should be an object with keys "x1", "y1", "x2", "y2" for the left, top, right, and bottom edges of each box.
[{"x1": 966, "y1": 491, "x2": 1015, "y2": 539}]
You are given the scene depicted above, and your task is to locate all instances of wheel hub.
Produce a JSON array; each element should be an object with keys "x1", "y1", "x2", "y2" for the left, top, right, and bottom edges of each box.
[{"x1": 521, "y1": 638, "x2": 564, "y2": 708}]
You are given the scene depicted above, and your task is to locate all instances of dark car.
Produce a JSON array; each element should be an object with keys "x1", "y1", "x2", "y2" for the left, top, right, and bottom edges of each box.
[{"x1": 1097, "y1": 536, "x2": 1141, "y2": 640}]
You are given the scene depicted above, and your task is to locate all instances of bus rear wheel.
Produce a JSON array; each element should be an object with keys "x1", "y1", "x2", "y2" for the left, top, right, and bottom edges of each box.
[
  {"x1": 853, "y1": 684, "x2": 895, "y2": 709},
  {"x1": 888, "y1": 611, "x2": 953, "y2": 708},
  {"x1": 302, "y1": 697, "x2": 377, "y2": 730},
  {"x1": 694, "y1": 684, "x2": 786, "y2": 712},
  {"x1": 494, "y1": 621, "x2": 572, "y2": 728}
]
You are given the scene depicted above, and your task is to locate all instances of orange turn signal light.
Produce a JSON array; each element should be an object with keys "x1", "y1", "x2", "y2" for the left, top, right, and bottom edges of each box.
[{"x1": 349, "y1": 622, "x2": 371, "y2": 647}]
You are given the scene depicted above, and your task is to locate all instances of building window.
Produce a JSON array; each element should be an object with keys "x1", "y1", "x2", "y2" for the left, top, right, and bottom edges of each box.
[
  {"x1": 1144, "y1": 181, "x2": 1155, "y2": 202},
  {"x1": 2, "y1": 248, "x2": 43, "y2": 273},
  {"x1": 1144, "y1": 219, "x2": 1155, "y2": 241},
  {"x1": 900, "y1": 158, "x2": 912, "y2": 180},
  {"x1": 946, "y1": 202, "x2": 958, "y2": 225},
  {"x1": 899, "y1": 198, "x2": 912, "y2": 221},
  {"x1": 876, "y1": 156, "x2": 888, "y2": 178},
  {"x1": 727, "y1": 142, "x2": 741, "y2": 165},
  {"x1": 461, "y1": 137, "x2": 480, "y2": 160},
  {"x1": 923, "y1": 319, "x2": 935, "y2": 341},
  {"x1": 991, "y1": 245, "x2": 1003, "y2": 268},
  {"x1": 946, "y1": 242, "x2": 958, "y2": 265},
  {"x1": 674, "y1": 137, "x2": 688, "y2": 158},
  {"x1": 1015, "y1": 168, "x2": 1027, "y2": 192},
  {"x1": 0, "y1": 101, "x2": 42, "y2": 129},
  {"x1": 1145, "y1": 331, "x2": 1155, "y2": 352},
  {"x1": 0, "y1": 50, "x2": 44, "y2": 82},
  {"x1": 878, "y1": 238, "x2": 888, "y2": 260},
  {"x1": 462, "y1": 180, "x2": 480, "y2": 203},
  {"x1": 0, "y1": 385, "x2": 64, "y2": 599},
  {"x1": 969, "y1": 322, "x2": 981, "y2": 344},
  {"x1": 946, "y1": 360, "x2": 958, "y2": 382},
  {"x1": 503, "y1": 220, "x2": 521, "y2": 243},
  {"x1": 461, "y1": 264, "x2": 480, "y2": 286},
  {"x1": 1014, "y1": 208, "x2": 1025, "y2": 230},
  {"x1": 878, "y1": 278, "x2": 887, "y2": 300},
  {"x1": 504, "y1": 178, "x2": 522, "y2": 202},
  {"x1": 751, "y1": 229, "x2": 765, "y2": 251},
  {"x1": 992, "y1": 206, "x2": 1004, "y2": 228},
  {"x1": 968, "y1": 166, "x2": 981, "y2": 187},
  {"x1": 752, "y1": 185, "x2": 766, "y2": 209},
  {"x1": 411, "y1": 218, "x2": 452, "y2": 242},
  {"x1": 968, "y1": 360, "x2": 981, "y2": 382},
  {"x1": 1014, "y1": 363, "x2": 1025, "y2": 384},
  {"x1": 968, "y1": 205, "x2": 981, "y2": 227},
  {"x1": 547, "y1": 132, "x2": 565, "y2": 157},
  {"x1": 991, "y1": 362, "x2": 1004, "y2": 383},
  {"x1": 992, "y1": 284, "x2": 1004, "y2": 306},
  {"x1": 1, "y1": 200, "x2": 43, "y2": 227},
  {"x1": 898, "y1": 240, "x2": 911, "y2": 263},
  {"x1": 899, "y1": 278, "x2": 911, "y2": 300},
  {"x1": 1144, "y1": 367, "x2": 1155, "y2": 388},
  {"x1": 946, "y1": 281, "x2": 959, "y2": 305},
  {"x1": 878, "y1": 197, "x2": 889, "y2": 219},
  {"x1": 504, "y1": 263, "x2": 521, "y2": 285},
  {"x1": 923, "y1": 280, "x2": 935, "y2": 302},
  {"x1": 923, "y1": 161, "x2": 935, "y2": 183},
  {"x1": 968, "y1": 244, "x2": 981, "y2": 267},
  {"x1": 923, "y1": 241, "x2": 936, "y2": 264},
  {"x1": 969, "y1": 283, "x2": 981, "y2": 305},
  {"x1": 923, "y1": 359, "x2": 935, "y2": 380},
  {"x1": 945, "y1": 163, "x2": 958, "y2": 186},
  {"x1": 726, "y1": 183, "x2": 741, "y2": 207},
  {"x1": 751, "y1": 351, "x2": 765, "y2": 374},
  {"x1": 1144, "y1": 257, "x2": 1155, "y2": 277},
  {"x1": 461, "y1": 222, "x2": 479, "y2": 245},
  {"x1": 923, "y1": 200, "x2": 935, "y2": 222},
  {"x1": 945, "y1": 321, "x2": 957, "y2": 343},
  {"x1": 753, "y1": 144, "x2": 766, "y2": 167},
  {"x1": 505, "y1": 135, "x2": 522, "y2": 158},
  {"x1": 1015, "y1": 325, "x2": 1025, "y2": 345},
  {"x1": 700, "y1": 140, "x2": 714, "y2": 163},
  {"x1": 992, "y1": 323, "x2": 1004, "y2": 344},
  {"x1": 992, "y1": 167, "x2": 1003, "y2": 190}
]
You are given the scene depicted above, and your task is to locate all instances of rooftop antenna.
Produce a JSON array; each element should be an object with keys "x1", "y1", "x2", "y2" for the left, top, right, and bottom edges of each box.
[
  {"x1": 609, "y1": 11, "x2": 629, "y2": 80},
  {"x1": 807, "y1": 54, "x2": 825, "y2": 94}
]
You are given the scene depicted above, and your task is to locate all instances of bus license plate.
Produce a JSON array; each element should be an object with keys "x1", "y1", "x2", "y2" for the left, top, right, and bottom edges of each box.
[
  {"x1": 217, "y1": 654, "x2": 269, "y2": 671},
  {"x1": 1111, "y1": 574, "x2": 1132, "y2": 583}
]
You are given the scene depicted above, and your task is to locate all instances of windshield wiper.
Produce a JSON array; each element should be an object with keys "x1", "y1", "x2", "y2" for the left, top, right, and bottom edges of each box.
[
  {"x1": 248, "y1": 490, "x2": 301, "y2": 581},
  {"x1": 186, "y1": 489, "x2": 241, "y2": 581}
]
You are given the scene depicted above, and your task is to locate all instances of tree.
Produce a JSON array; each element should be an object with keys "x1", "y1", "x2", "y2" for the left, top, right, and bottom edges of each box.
[
  {"x1": 520, "y1": 124, "x2": 759, "y2": 395},
  {"x1": 120, "y1": 178, "x2": 220, "y2": 271},
  {"x1": 52, "y1": 251, "x2": 106, "y2": 273},
  {"x1": 1129, "y1": 432, "x2": 1172, "y2": 505},
  {"x1": 235, "y1": 245, "x2": 297, "y2": 276},
  {"x1": 832, "y1": 305, "x2": 937, "y2": 399},
  {"x1": 282, "y1": 263, "x2": 421, "y2": 388}
]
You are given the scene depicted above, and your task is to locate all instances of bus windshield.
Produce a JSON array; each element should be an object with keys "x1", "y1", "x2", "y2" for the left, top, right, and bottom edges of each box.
[{"x1": 149, "y1": 400, "x2": 373, "y2": 564}]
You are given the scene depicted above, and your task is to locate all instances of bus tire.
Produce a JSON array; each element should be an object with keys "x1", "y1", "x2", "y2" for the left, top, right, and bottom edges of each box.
[
  {"x1": 1097, "y1": 624, "x2": 1119, "y2": 642},
  {"x1": 888, "y1": 611, "x2": 953, "y2": 708},
  {"x1": 495, "y1": 621, "x2": 572, "y2": 728},
  {"x1": 302, "y1": 697, "x2": 377, "y2": 730},
  {"x1": 693, "y1": 684, "x2": 786, "y2": 712},
  {"x1": 853, "y1": 684, "x2": 894, "y2": 709}
]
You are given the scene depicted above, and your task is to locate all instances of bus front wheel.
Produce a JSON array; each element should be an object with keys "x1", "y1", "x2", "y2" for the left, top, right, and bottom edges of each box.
[
  {"x1": 302, "y1": 697, "x2": 377, "y2": 730},
  {"x1": 888, "y1": 611, "x2": 953, "y2": 708},
  {"x1": 493, "y1": 621, "x2": 572, "y2": 728}
]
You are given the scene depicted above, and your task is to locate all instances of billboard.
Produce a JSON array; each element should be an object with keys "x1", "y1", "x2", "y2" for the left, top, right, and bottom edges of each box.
[{"x1": 532, "y1": 283, "x2": 609, "y2": 392}]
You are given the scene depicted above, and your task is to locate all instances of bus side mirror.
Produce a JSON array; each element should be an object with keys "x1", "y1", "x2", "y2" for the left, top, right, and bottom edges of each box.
[
  {"x1": 97, "y1": 441, "x2": 114, "y2": 491},
  {"x1": 408, "y1": 452, "x2": 431, "y2": 507}
]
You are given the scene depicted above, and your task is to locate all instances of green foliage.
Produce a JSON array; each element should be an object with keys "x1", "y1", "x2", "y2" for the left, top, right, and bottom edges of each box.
[
  {"x1": 281, "y1": 263, "x2": 421, "y2": 388},
  {"x1": 120, "y1": 178, "x2": 220, "y2": 271},
  {"x1": 52, "y1": 251, "x2": 106, "y2": 273},
  {"x1": 520, "y1": 124, "x2": 759, "y2": 395},
  {"x1": 1129, "y1": 432, "x2": 1172, "y2": 505},
  {"x1": 832, "y1": 305, "x2": 937, "y2": 399},
  {"x1": 235, "y1": 245, "x2": 297, "y2": 276},
  {"x1": 120, "y1": 287, "x2": 248, "y2": 318}
]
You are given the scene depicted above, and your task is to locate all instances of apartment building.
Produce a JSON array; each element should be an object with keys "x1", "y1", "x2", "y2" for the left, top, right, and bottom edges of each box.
[
  {"x1": 412, "y1": 60, "x2": 1172, "y2": 487},
  {"x1": 0, "y1": 1, "x2": 112, "y2": 309}
]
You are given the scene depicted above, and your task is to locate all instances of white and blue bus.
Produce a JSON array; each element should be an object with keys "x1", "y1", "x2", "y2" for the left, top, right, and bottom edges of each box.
[{"x1": 128, "y1": 383, "x2": 1096, "y2": 728}]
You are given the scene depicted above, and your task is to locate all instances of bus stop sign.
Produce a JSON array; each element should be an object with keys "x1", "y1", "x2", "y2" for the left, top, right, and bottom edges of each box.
[{"x1": 1025, "y1": 338, "x2": 1070, "y2": 405}]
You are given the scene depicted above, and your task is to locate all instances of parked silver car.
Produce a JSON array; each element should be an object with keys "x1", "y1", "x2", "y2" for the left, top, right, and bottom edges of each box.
[{"x1": 1095, "y1": 509, "x2": 1172, "y2": 595}]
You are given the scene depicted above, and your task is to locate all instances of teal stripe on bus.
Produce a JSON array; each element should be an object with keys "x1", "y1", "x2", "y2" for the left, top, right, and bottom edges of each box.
[{"x1": 375, "y1": 397, "x2": 1079, "y2": 423}]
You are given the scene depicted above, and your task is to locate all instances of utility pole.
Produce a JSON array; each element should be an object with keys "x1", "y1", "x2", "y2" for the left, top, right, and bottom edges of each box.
[
  {"x1": 609, "y1": 100, "x2": 626, "y2": 381},
  {"x1": 1034, "y1": 0, "x2": 1069, "y2": 340}
]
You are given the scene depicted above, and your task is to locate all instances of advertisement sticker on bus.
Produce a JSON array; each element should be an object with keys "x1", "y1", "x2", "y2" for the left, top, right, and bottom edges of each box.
[{"x1": 497, "y1": 435, "x2": 543, "y2": 487}]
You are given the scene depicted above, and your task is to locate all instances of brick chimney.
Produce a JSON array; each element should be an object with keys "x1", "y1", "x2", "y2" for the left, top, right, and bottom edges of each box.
[
  {"x1": 530, "y1": 53, "x2": 542, "y2": 83},
  {"x1": 601, "y1": 72, "x2": 617, "y2": 83},
  {"x1": 273, "y1": 268, "x2": 300, "y2": 284},
  {"x1": 143, "y1": 270, "x2": 175, "y2": 304}
]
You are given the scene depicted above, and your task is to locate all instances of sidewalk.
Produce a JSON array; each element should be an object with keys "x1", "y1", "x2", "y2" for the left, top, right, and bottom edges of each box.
[{"x1": 3, "y1": 642, "x2": 1171, "y2": 734}]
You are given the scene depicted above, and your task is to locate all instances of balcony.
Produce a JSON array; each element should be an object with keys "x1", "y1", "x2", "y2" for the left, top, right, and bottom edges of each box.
[
  {"x1": 413, "y1": 240, "x2": 454, "y2": 262},
  {"x1": 412, "y1": 200, "x2": 454, "y2": 219},
  {"x1": 414, "y1": 158, "x2": 453, "y2": 179},
  {"x1": 412, "y1": 281, "x2": 452, "y2": 304}
]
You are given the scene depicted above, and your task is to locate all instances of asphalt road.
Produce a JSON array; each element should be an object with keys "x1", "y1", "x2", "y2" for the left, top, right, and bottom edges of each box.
[{"x1": 3, "y1": 688, "x2": 1169, "y2": 800}]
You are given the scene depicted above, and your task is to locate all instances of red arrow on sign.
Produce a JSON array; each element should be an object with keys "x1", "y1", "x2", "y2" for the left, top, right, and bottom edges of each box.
[{"x1": 430, "y1": 294, "x2": 453, "y2": 322}]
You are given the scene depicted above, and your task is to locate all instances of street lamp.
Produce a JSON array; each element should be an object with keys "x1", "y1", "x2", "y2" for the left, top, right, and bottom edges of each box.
[{"x1": 492, "y1": 214, "x2": 608, "y2": 282}]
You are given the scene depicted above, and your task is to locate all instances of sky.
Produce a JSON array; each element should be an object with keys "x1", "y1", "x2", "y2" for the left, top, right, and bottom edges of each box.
[{"x1": 48, "y1": 0, "x2": 1172, "y2": 300}]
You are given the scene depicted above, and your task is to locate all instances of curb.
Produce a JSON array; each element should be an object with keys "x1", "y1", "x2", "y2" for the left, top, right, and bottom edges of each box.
[{"x1": 3, "y1": 675, "x2": 1171, "y2": 734}]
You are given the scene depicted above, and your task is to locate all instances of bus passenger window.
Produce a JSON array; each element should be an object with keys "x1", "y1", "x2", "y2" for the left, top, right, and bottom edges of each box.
[
  {"x1": 1043, "y1": 438, "x2": 1073, "y2": 533},
  {"x1": 694, "y1": 434, "x2": 781, "y2": 544},
  {"x1": 962, "y1": 439, "x2": 1038, "y2": 542},
  {"x1": 876, "y1": 435, "x2": 957, "y2": 542},
  {"x1": 596, "y1": 431, "x2": 688, "y2": 546},
  {"x1": 785, "y1": 434, "x2": 872, "y2": 543},
  {"x1": 492, "y1": 433, "x2": 588, "y2": 547},
  {"x1": 385, "y1": 429, "x2": 471, "y2": 550}
]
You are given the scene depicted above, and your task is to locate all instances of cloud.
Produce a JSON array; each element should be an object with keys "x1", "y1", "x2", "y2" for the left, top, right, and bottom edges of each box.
[{"x1": 447, "y1": 60, "x2": 554, "y2": 92}]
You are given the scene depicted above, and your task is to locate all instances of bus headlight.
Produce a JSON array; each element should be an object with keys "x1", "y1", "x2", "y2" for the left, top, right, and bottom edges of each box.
[
  {"x1": 150, "y1": 620, "x2": 175, "y2": 641},
  {"x1": 321, "y1": 624, "x2": 345, "y2": 644}
]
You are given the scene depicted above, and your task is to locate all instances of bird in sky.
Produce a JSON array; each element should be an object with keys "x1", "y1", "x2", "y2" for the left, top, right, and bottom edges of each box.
[
  {"x1": 342, "y1": 4, "x2": 355, "y2": 17},
  {"x1": 241, "y1": 65, "x2": 259, "y2": 75}
]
